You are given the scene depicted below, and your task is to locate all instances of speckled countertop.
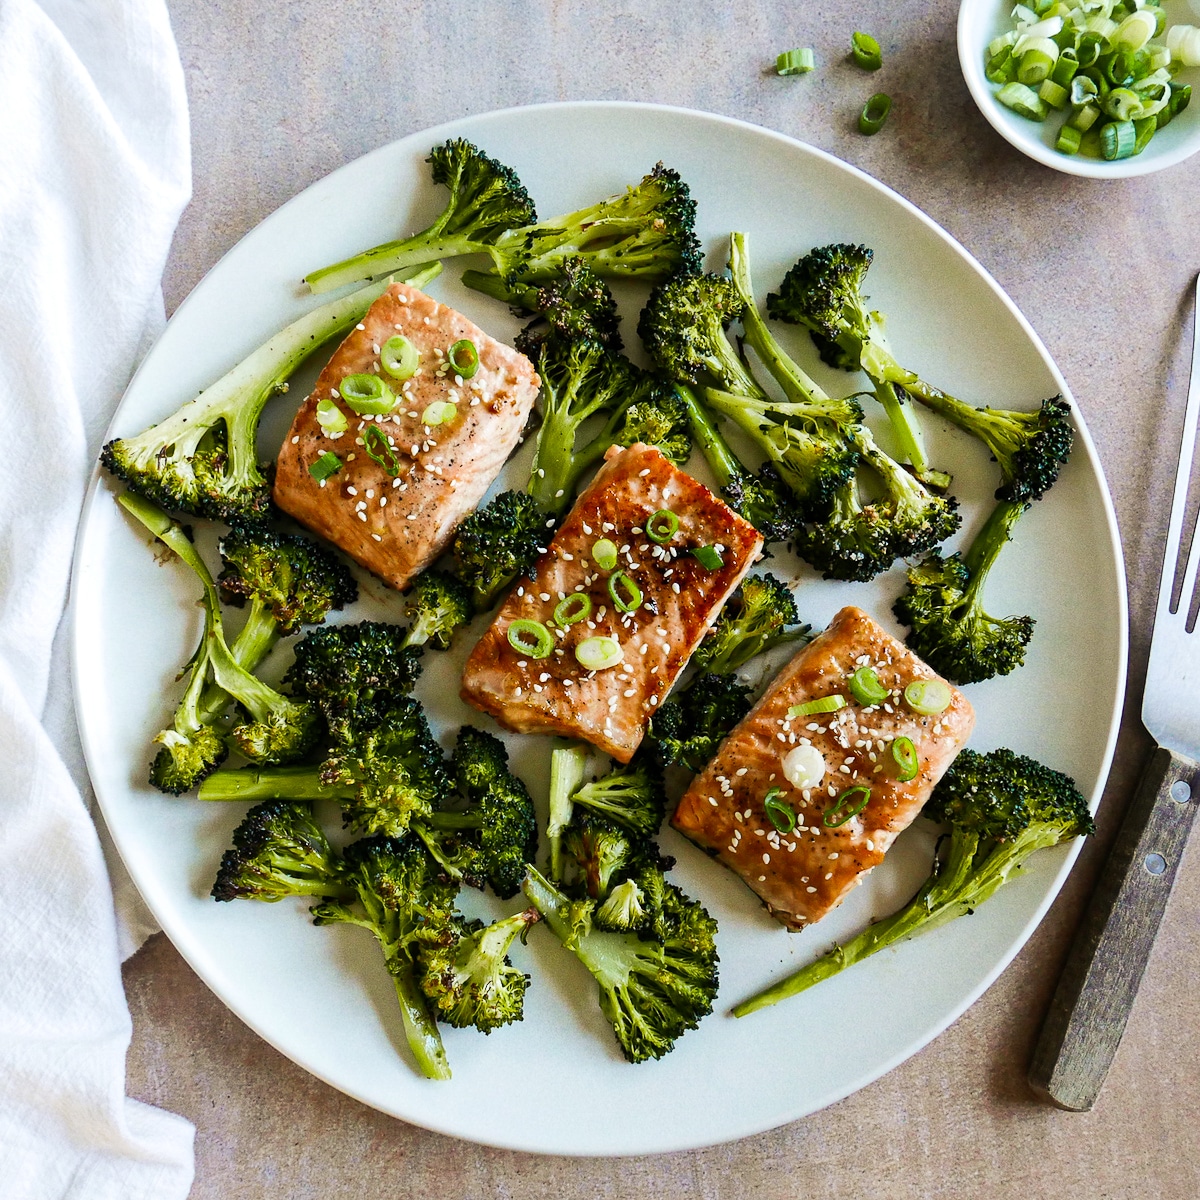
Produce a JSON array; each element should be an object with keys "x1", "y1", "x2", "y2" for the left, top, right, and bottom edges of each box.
[{"x1": 123, "y1": 0, "x2": 1200, "y2": 1194}]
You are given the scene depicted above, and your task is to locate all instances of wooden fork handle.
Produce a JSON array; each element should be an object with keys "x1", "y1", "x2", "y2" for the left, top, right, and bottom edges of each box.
[{"x1": 1028, "y1": 745, "x2": 1200, "y2": 1111}]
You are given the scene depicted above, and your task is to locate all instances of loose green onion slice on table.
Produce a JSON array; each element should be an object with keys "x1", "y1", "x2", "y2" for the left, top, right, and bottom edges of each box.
[
  {"x1": 645, "y1": 508, "x2": 679, "y2": 543},
  {"x1": 691, "y1": 545, "x2": 723, "y2": 570},
  {"x1": 554, "y1": 593, "x2": 592, "y2": 626},
  {"x1": 1101, "y1": 117, "x2": 1136, "y2": 159},
  {"x1": 508, "y1": 619, "x2": 553, "y2": 659},
  {"x1": 903, "y1": 678, "x2": 952, "y2": 716},
  {"x1": 339, "y1": 372, "x2": 396, "y2": 415},
  {"x1": 788, "y1": 694, "x2": 847, "y2": 718},
  {"x1": 850, "y1": 31, "x2": 882, "y2": 71},
  {"x1": 362, "y1": 425, "x2": 401, "y2": 476},
  {"x1": 776, "y1": 47, "x2": 815, "y2": 75},
  {"x1": 847, "y1": 666, "x2": 889, "y2": 706},
  {"x1": 889, "y1": 736, "x2": 920, "y2": 782},
  {"x1": 858, "y1": 92, "x2": 892, "y2": 134},
  {"x1": 315, "y1": 397, "x2": 348, "y2": 435},
  {"x1": 763, "y1": 787, "x2": 797, "y2": 835},
  {"x1": 592, "y1": 538, "x2": 619, "y2": 571},
  {"x1": 421, "y1": 399, "x2": 457, "y2": 426},
  {"x1": 308, "y1": 451, "x2": 342, "y2": 481},
  {"x1": 823, "y1": 786, "x2": 871, "y2": 828},
  {"x1": 446, "y1": 338, "x2": 479, "y2": 378},
  {"x1": 607, "y1": 571, "x2": 642, "y2": 613},
  {"x1": 575, "y1": 636, "x2": 623, "y2": 671},
  {"x1": 380, "y1": 334, "x2": 419, "y2": 380}
]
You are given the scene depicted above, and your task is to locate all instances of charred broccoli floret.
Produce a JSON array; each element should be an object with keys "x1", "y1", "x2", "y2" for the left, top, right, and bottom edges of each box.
[
  {"x1": 452, "y1": 490, "x2": 548, "y2": 612},
  {"x1": 561, "y1": 812, "x2": 673, "y2": 902},
  {"x1": 569, "y1": 753, "x2": 667, "y2": 840},
  {"x1": 401, "y1": 569, "x2": 474, "y2": 651},
  {"x1": 647, "y1": 673, "x2": 753, "y2": 774},
  {"x1": 734, "y1": 748, "x2": 1093, "y2": 1016},
  {"x1": 691, "y1": 572, "x2": 809, "y2": 674}
]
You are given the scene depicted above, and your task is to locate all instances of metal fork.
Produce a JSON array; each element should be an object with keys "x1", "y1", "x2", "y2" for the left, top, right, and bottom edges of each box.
[{"x1": 1029, "y1": 276, "x2": 1200, "y2": 1111}]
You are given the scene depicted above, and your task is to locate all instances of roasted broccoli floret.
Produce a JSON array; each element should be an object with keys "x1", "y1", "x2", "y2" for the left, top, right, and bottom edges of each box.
[
  {"x1": 893, "y1": 499, "x2": 1034, "y2": 684},
  {"x1": 676, "y1": 383, "x2": 804, "y2": 547},
  {"x1": 523, "y1": 864, "x2": 719, "y2": 1063},
  {"x1": 400, "y1": 569, "x2": 474, "y2": 651},
  {"x1": 304, "y1": 139, "x2": 537, "y2": 293},
  {"x1": 570, "y1": 753, "x2": 667, "y2": 840},
  {"x1": 691, "y1": 572, "x2": 810, "y2": 674},
  {"x1": 120, "y1": 494, "x2": 319, "y2": 793},
  {"x1": 413, "y1": 726, "x2": 538, "y2": 899},
  {"x1": 417, "y1": 908, "x2": 540, "y2": 1033},
  {"x1": 211, "y1": 799, "x2": 349, "y2": 903},
  {"x1": 647, "y1": 673, "x2": 753, "y2": 773},
  {"x1": 594, "y1": 877, "x2": 649, "y2": 932},
  {"x1": 452, "y1": 490, "x2": 548, "y2": 612},
  {"x1": 199, "y1": 696, "x2": 450, "y2": 838},
  {"x1": 311, "y1": 835, "x2": 458, "y2": 1079},
  {"x1": 734, "y1": 747, "x2": 1093, "y2": 1016},
  {"x1": 561, "y1": 812, "x2": 673, "y2": 901},
  {"x1": 101, "y1": 273, "x2": 438, "y2": 521},
  {"x1": 766, "y1": 242, "x2": 950, "y2": 490}
]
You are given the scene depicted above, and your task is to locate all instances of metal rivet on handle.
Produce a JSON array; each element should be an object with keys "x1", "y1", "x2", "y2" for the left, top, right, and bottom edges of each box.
[
  {"x1": 1170, "y1": 780, "x2": 1191, "y2": 803},
  {"x1": 1144, "y1": 852, "x2": 1168, "y2": 876}
]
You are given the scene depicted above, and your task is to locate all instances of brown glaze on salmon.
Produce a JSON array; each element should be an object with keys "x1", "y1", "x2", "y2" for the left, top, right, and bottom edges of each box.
[
  {"x1": 460, "y1": 444, "x2": 763, "y2": 762},
  {"x1": 672, "y1": 606, "x2": 974, "y2": 930},
  {"x1": 273, "y1": 283, "x2": 539, "y2": 591}
]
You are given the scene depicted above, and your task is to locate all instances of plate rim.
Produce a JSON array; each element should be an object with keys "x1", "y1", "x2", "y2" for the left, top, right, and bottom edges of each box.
[{"x1": 71, "y1": 98, "x2": 1130, "y2": 1154}]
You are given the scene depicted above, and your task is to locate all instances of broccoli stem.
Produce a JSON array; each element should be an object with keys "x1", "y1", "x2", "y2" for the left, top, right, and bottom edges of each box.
[
  {"x1": 198, "y1": 766, "x2": 344, "y2": 802},
  {"x1": 962, "y1": 499, "x2": 1027, "y2": 602},
  {"x1": 676, "y1": 383, "x2": 740, "y2": 490},
  {"x1": 389, "y1": 955, "x2": 453, "y2": 1080},
  {"x1": 460, "y1": 269, "x2": 537, "y2": 309},
  {"x1": 528, "y1": 405, "x2": 585, "y2": 515},
  {"x1": 871, "y1": 380, "x2": 951, "y2": 492},
  {"x1": 196, "y1": 597, "x2": 280, "y2": 725},
  {"x1": 305, "y1": 227, "x2": 472, "y2": 293},
  {"x1": 547, "y1": 745, "x2": 588, "y2": 882}
]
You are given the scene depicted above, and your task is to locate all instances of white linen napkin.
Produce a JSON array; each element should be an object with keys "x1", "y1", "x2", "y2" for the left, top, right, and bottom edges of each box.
[{"x1": 0, "y1": 0, "x2": 196, "y2": 1195}]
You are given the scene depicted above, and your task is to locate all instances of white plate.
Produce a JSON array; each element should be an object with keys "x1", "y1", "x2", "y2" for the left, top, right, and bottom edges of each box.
[{"x1": 72, "y1": 102, "x2": 1127, "y2": 1155}]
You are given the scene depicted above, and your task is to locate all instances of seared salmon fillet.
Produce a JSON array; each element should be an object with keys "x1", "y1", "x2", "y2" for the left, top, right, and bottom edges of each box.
[
  {"x1": 273, "y1": 283, "x2": 539, "y2": 591},
  {"x1": 460, "y1": 443, "x2": 763, "y2": 762},
  {"x1": 672, "y1": 606, "x2": 974, "y2": 930}
]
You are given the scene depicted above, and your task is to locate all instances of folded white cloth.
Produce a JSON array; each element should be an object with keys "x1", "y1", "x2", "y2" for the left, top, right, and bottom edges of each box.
[{"x1": 0, "y1": 0, "x2": 196, "y2": 1195}]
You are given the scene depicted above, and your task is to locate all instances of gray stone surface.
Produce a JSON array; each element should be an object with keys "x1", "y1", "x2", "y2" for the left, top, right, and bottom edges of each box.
[{"x1": 127, "y1": 0, "x2": 1200, "y2": 1194}]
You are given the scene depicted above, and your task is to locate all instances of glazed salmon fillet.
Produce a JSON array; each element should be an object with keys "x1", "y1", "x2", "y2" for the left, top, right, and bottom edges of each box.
[
  {"x1": 460, "y1": 443, "x2": 763, "y2": 762},
  {"x1": 672, "y1": 606, "x2": 974, "y2": 930},
  {"x1": 273, "y1": 282, "x2": 539, "y2": 591}
]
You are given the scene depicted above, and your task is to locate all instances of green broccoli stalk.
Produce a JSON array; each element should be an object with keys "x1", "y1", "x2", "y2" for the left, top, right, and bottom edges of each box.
[
  {"x1": 675, "y1": 383, "x2": 804, "y2": 547},
  {"x1": 400, "y1": 570, "x2": 475, "y2": 651},
  {"x1": 569, "y1": 753, "x2": 667, "y2": 840},
  {"x1": 304, "y1": 140, "x2": 537, "y2": 294},
  {"x1": 198, "y1": 696, "x2": 450, "y2": 838},
  {"x1": 733, "y1": 747, "x2": 1094, "y2": 1017},
  {"x1": 765, "y1": 243, "x2": 950, "y2": 490},
  {"x1": 646, "y1": 673, "x2": 753, "y2": 774},
  {"x1": 547, "y1": 743, "x2": 588, "y2": 883},
  {"x1": 101, "y1": 266, "x2": 440, "y2": 522},
  {"x1": 451, "y1": 490, "x2": 548, "y2": 612},
  {"x1": 522, "y1": 864, "x2": 719, "y2": 1063},
  {"x1": 691, "y1": 572, "x2": 810, "y2": 674},
  {"x1": 211, "y1": 799, "x2": 351, "y2": 903},
  {"x1": 311, "y1": 836, "x2": 458, "y2": 1080},
  {"x1": 120, "y1": 494, "x2": 320, "y2": 792},
  {"x1": 566, "y1": 377, "x2": 693, "y2": 481},
  {"x1": 418, "y1": 908, "x2": 540, "y2": 1033},
  {"x1": 893, "y1": 499, "x2": 1034, "y2": 684}
]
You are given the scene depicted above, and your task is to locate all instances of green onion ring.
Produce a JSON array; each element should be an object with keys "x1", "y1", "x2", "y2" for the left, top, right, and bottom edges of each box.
[
  {"x1": 903, "y1": 678, "x2": 952, "y2": 716},
  {"x1": 380, "y1": 335, "x2": 419, "y2": 380},
  {"x1": 823, "y1": 785, "x2": 872, "y2": 828},
  {"x1": 788, "y1": 695, "x2": 847, "y2": 718},
  {"x1": 315, "y1": 397, "x2": 348, "y2": 435},
  {"x1": 447, "y1": 338, "x2": 480, "y2": 378},
  {"x1": 776, "y1": 47, "x2": 815, "y2": 75},
  {"x1": 850, "y1": 31, "x2": 882, "y2": 71},
  {"x1": 858, "y1": 92, "x2": 893, "y2": 134},
  {"x1": 308, "y1": 451, "x2": 342, "y2": 481},
  {"x1": 763, "y1": 787, "x2": 797, "y2": 835},
  {"x1": 592, "y1": 538, "x2": 619, "y2": 571},
  {"x1": 645, "y1": 508, "x2": 680, "y2": 543},
  {"x1": 889, "y1": 737, "x2": 920, "y2": 783},
  {"x1": 507, "y1": 619, "x2": 553, "y2": 659},
  {"x1": 691, "y1": 544, "x2": 724, "y2": 571},
  {"x1": 554, "y1": 593, "x2": 592, "y2": 626},
  {"x1": 607, "y1": 570, "x2": 642, "y2": 614},
  {"x1": 362, "y1": 425, "x2": 401, "y2": 477},
  {"x1": 575, "y1": 635, "x2": 623, "y2": 671},
  {"x1": 339, "y1": 372, "x2": 395, "y2": 415},
  {"x1": 848, "y1": 666, "x2": 889, "y2": 707},
  {"x1": 420, "y1": 399, "x2": 457, "y2": 426}
]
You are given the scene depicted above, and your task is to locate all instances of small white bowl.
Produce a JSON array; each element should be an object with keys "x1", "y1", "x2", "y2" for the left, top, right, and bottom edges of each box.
[{"x1": 958, "y1": 0, "x2": 1200, "y2": 177}]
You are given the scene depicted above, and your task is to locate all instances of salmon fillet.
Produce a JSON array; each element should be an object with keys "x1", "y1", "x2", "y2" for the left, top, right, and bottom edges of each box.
[
  {"x1": 672, "y1": 606, "x2": 975, "y2": 930},
  {"x1": 273, "y1": 283, "x2": 539, "y2": 591},
  {"x1": 460, "y1": 443, "x2": 764, "y2": 762}
]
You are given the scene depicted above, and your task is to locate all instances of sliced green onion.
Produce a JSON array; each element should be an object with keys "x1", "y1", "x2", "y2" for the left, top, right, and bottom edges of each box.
[
  {"x1": 308, "y1": 451, "x2": 342, "y2": 482},
  {"x1": 1039, "y1": 78, "x2": 1069, "y2": 108},
  {"x1": 554, "y1": 593, "x2": 592, "y2": 627},
  {"x1": 889, "y1": 736, "x2": 920, "y2": 783},
  {"x1": 1068, "y1": 100, "x2": 1101, "y2": 131},
  {"x1": 823, "y1": 785, "x2": 871, "y2": 828},
  {"x1": 315, "y1": 397, "x2": 348, "y2": 435},
  {"x1": 1132, "y1": 114, "x2": 1157, "y2": 155},
  {"x1": 1115, "y1": 10, "x2": 1157, "y2": 53},
  {"x1": 1147, "y1": 44, "x2": 1172, "y2": 72},
  {"x1": 1105, "y1": 49, "x2": 1135, "y2": 87},
  {"x1": 380, "y1": 334, "x2": 419, "y2": 380},
  {"x1": 1075, "y1": 32, "x2": 1103, "y2": 68},
  {"x1": 607, "y1": 570, "x2": 642, "y2": 614},
  {"x1": 1170, "y1": 81, "x2": 1192, "y2": 117},
  {"x1": 1056, "y1": 123, "x2": 1083, "y2": 153},
  {"x1": 447, "y1": 338, "x2": 480, "y2": 378},
  {"x1": 1103, "y1": 86, "x2": 1143, "y2": 120},
  {"x1": 776, "y1": 47, "x2": 816, "y2": 75},
  {"x1": 691, "y1": 544, "x2": 724, "y2": 570},
  {"x1": 339, "y1": 372, "x2": 395, "y2": 415},
  {"x1": 850, "y1": 31, "x2": 882, "y2": 71},
  {"x1": 508, "y1": 619, "x2": 553, "y2": 659},
  {"x1": 788, "y1": 694, "x2": 847, "y2": 718},
  {"x1": 848, "y1": 666, "x2": 889, "y2": 707},
  {"x1": 988, "y1": 32, "x2": 1017, "y2": 58},
  {"x1": 997, "y1": 80, "x2": 1048, "y2": 120},
  {"x1": 782, "y1": 744, "x2": 826, "y2": 789},
  {"x1": 763, "y1": 787, "x2": 797, "y2": 834},
  {"x1": 987, "y1": 47, "x2": 1018, "y2": 84},
  {"x1": 1168, "y1": 25, "x2": 1200, "y2": 68},
  {"x1": 420, "y1": 399, "x2": 457, "y2": 426},
  {"x1": 1050, "y1": 47, "x2": 1079, "y2": 85},
  {"x1": 903, "y1": 678, "x2": 953, "y2": 716},
  {"x1": 858, "y1": 92, "x2": 892, "y2": 134},
  {"x1": 1100, "y1": 117, "x2": 1136, "y2": 159},
  {"x1": 1017, "y1": 45, "x2": 1058, "y2": 86},
  {"x1": 592, "y1": 538, "x2": 619, "y2": 571},
  {"x1": 645, "y1": 508, "x2": 680, "y2": 543},
  {"x1": 1069, "y1": 74, "x2": 1098, "y2": 107},
  {"x1": 362, "y1": 425, "x2": 401, "y2": 476},
  {"x1": 575, "y1": 635, "x2": 623, "y2": 671}
]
